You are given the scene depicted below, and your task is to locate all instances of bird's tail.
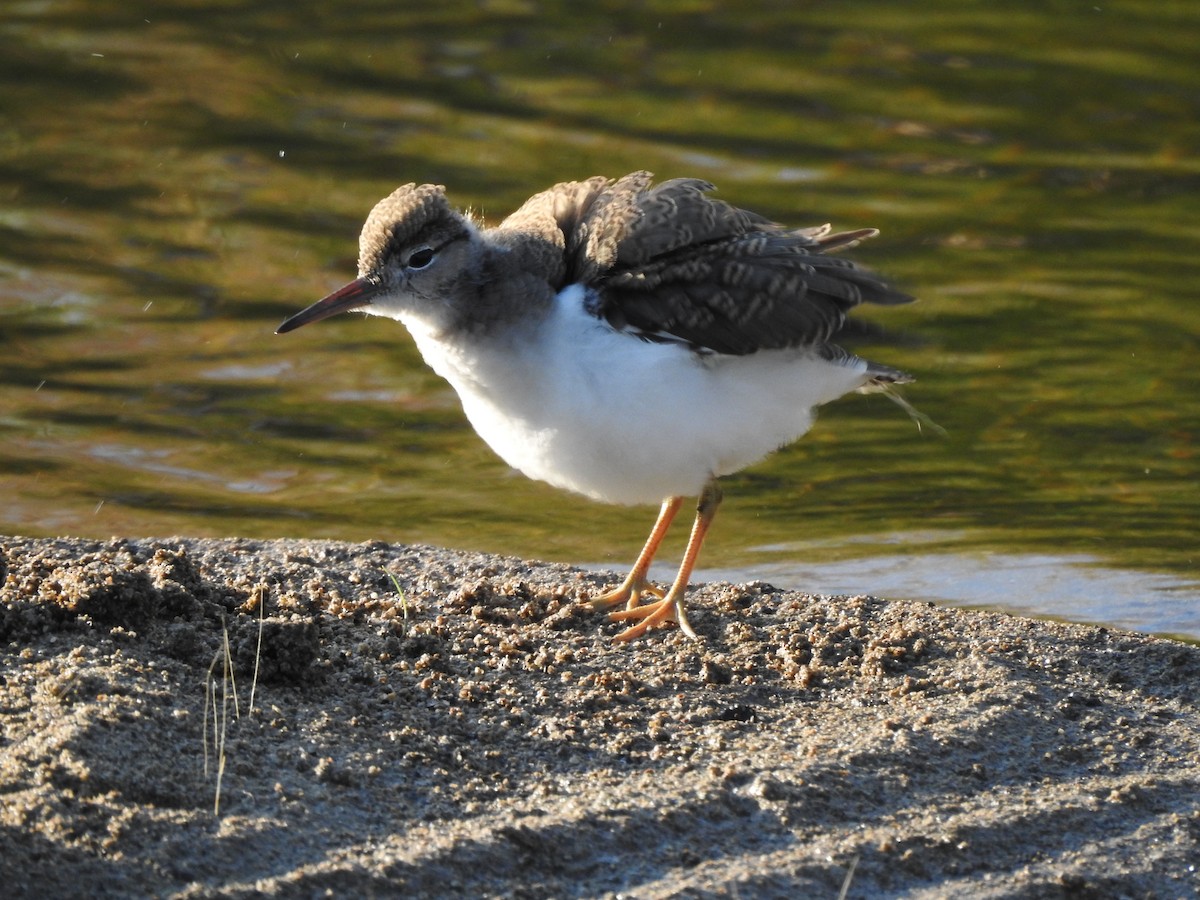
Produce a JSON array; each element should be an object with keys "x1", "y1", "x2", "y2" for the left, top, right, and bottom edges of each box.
[{"x1": 859, "y1": 367, "x2": 946, "y2": 436}]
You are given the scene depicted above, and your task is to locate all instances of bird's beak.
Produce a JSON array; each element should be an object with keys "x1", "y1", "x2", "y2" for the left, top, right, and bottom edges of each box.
[{"x1": 276, "y1": 278, "x2": 382, "y2": 334}]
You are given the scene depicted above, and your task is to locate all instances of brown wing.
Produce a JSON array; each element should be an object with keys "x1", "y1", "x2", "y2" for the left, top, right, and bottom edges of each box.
[{"x1": 561, "y1": 173, "x2": 912, "y2": 356}]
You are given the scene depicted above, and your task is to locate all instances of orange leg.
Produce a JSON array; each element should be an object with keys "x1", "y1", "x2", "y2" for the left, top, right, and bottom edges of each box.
[
  {"x1": 586, "y1": 496, "x2": 684, "y2": 612},
  {"x1": 608, "y1": 479, "x2": 723, "y2": 642}
]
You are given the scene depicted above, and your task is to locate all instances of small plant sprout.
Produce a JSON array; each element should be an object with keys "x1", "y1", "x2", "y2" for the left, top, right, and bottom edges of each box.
[
  {"x1": 386, "y1": 571, "x2": 410, "y2": 636},
  {"x1": 203, "y1": 583, "x2": 268, "y2": 817}
]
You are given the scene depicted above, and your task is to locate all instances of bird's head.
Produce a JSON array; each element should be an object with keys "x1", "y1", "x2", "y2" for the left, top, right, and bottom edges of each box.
[{"x1": 277, "y1": 183, "x2": 480, "y2": 336}]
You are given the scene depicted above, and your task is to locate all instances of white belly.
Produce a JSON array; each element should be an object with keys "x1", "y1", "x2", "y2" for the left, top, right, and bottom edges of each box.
[{"x1": 403, "y1": 285, "x2": 871, "y2": 505}]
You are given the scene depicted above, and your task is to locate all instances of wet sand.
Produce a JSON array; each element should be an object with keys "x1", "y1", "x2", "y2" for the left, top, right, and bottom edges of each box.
[{"x1": 1, "y1": 535, "x2": 1197, "y2": 898}]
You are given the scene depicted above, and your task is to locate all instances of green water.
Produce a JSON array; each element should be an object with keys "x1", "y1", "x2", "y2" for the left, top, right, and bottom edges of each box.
[{"x1": 2, "y1": 2, "x2": 1197, "y2": 639}]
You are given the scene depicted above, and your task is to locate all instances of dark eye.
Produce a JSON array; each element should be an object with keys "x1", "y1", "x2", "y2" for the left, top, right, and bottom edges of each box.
[{"x1": 406, "y1": 247, "x2": 435, "y2": 270}]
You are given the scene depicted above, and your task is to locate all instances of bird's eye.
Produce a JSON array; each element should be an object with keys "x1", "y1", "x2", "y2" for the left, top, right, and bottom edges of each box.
[{"x1": 406, "y1": 247, "x2": 436, "y2": 270}]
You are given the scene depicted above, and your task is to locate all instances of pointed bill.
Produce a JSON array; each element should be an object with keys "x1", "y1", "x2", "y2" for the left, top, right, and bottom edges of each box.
[{"x1": 276, "y1": 278, "x2": 382, "y2": 334}]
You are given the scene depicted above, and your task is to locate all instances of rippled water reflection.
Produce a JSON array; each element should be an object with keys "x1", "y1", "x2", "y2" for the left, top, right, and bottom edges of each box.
[{"x1": 2, "y1": 2, "x2": 1197, "y2": 639}]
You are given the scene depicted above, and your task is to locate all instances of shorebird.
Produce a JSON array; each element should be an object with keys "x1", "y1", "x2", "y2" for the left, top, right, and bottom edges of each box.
[{"x1": 278, "y1": 172, "x2": 913, "y2": 641}]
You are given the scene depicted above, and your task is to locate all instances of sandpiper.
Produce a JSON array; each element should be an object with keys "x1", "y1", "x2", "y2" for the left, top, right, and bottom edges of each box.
[{"x1": 278, "y1": 172, "x2": 913, "y2": 641}]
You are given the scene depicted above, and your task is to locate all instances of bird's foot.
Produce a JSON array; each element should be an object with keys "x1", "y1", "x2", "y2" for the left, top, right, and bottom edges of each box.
[
  {"x1": 584, "y1": 575, "x2": 665, "y2": 613},
  {"x1": 607, "y1": 594, "x2": 697, "y2": 642},
  {"x1": 584, "y1": 576, "x2": 697, "y2": 641}
]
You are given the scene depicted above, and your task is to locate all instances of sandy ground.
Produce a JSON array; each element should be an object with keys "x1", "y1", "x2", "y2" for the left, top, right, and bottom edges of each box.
[{"x1": 1, "y1": 535, "x2": 1198, "y2": 899}]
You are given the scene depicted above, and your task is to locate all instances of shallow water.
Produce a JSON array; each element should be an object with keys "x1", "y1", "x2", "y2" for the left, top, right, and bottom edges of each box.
[{"x1": 2, "y1": 2, "x2": 1197, "y2": 640}]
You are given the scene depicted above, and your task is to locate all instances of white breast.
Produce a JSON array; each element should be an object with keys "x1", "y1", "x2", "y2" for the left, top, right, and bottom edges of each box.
[{"x1": 401, "y1": 285, "x2": 871, "y2": 506}]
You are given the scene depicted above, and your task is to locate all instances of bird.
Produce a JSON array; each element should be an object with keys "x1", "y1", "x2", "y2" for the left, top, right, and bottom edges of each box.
[{"x1": 277, "y1": 172, "x2": 913, "y2": 642}]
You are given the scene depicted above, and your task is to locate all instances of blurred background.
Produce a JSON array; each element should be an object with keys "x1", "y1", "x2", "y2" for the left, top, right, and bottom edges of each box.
[{"x1": 2, "y1": 1, "x2": 1197, "y2": 639}]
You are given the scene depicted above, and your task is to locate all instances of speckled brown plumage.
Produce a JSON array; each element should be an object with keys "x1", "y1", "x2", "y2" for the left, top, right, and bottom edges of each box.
[{"x1": 348, "y1": 171, "x2": 911, "y2": 359}]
